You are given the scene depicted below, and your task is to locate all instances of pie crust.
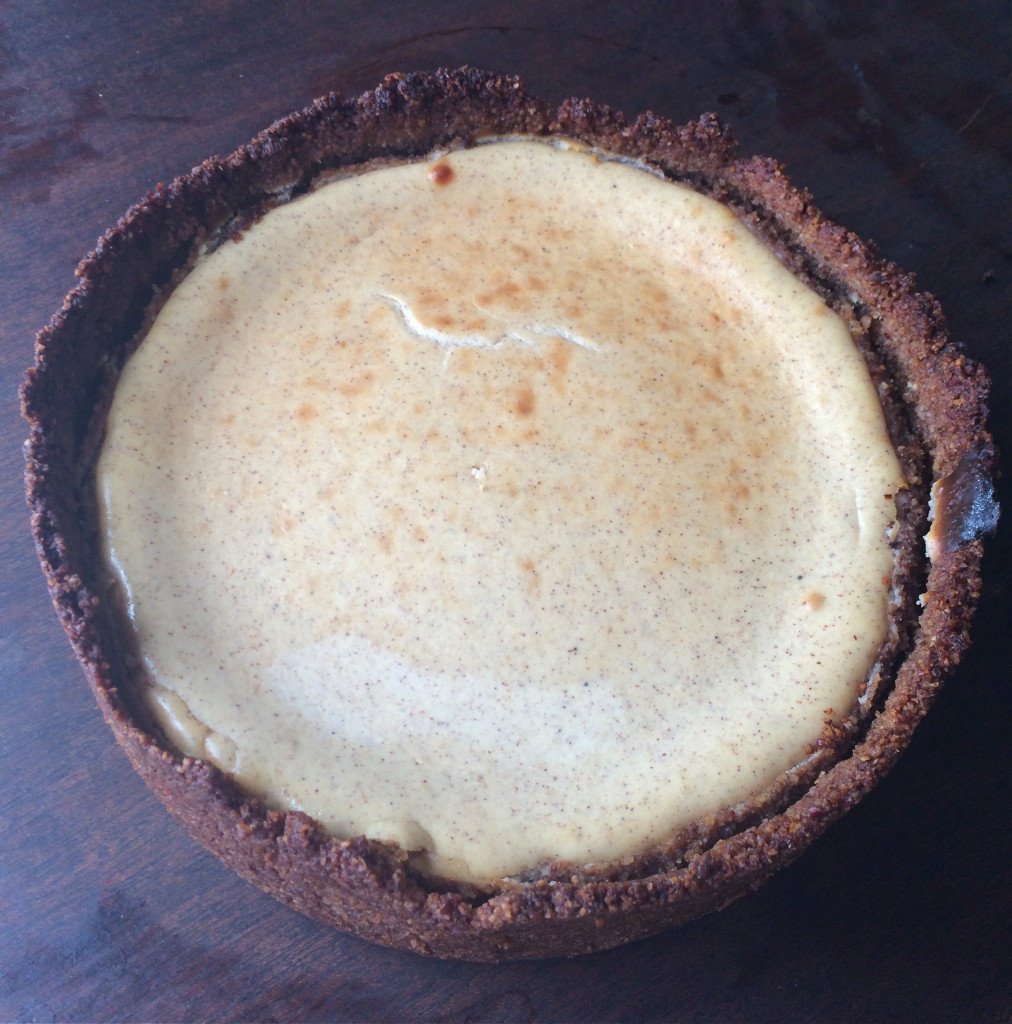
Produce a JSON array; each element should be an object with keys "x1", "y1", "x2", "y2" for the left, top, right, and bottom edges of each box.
[{"x1": 22, "y1": 67, "x2": 997, "y2": 960}]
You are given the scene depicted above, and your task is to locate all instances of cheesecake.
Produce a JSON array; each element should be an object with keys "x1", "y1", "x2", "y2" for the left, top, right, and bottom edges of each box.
[{"x1": 23, "y1": 68, "x2": 998, "y2": 958}]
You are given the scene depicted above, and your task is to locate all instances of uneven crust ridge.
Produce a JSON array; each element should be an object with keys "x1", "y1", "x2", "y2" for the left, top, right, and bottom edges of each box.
[{"x1": 22, "y1": 67, "x2": 997, "y2": 960}]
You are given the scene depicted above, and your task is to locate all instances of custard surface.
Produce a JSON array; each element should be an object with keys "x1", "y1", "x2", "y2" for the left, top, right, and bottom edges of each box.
[{"x1": 98, "y1": 140, "x2": 904, "y2": 883}]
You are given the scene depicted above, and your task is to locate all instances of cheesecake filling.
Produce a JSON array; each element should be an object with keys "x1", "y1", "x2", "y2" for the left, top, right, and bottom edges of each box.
[{"x1": 97, "y1": 139, "x2": 905, "y2": 884}]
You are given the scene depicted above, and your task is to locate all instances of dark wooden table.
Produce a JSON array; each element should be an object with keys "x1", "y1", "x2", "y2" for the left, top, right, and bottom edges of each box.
[{"x1": 2, "y1": 3, "x2": 1009, "y2": 1021}]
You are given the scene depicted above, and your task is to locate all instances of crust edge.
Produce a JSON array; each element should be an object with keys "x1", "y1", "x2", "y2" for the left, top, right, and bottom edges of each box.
[{"x1": 21, "y1": 66, "x2": 998, "y2": 961}]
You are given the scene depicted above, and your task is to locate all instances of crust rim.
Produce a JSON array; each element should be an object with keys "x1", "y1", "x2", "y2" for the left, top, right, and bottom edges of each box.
[{"x1": 21, "y1": 66, "x2": 997, "y2": 961}]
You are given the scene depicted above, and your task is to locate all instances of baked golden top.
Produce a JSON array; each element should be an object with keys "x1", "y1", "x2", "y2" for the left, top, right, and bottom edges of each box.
[{"x1": 97, "y1": 139, "x2": 904, "y2": 883}]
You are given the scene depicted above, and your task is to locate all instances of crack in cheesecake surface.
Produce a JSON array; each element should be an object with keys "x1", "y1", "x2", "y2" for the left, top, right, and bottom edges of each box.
[{"x1": 96, "y1": 139, "x2": 905, "y2": 883}]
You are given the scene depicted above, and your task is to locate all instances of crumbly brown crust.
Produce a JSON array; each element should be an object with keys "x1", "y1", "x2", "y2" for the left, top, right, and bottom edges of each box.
[{"x1": 22, "y1": 67, "x2": 998, "y2": 960}]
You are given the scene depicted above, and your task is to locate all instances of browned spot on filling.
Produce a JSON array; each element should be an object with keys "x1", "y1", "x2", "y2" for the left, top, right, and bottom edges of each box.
[
  {"x1": 216, "y1": 275, "x2": 231, "y2": 292},
  {"x1": 220, "y1": 412, "x2": 235, "y2": 427},
  {"x1": 428, "y1": 160, "x2": 454, "y2": 186},
  {"x1": 546, "y1": 338, "x2": 572, "y2": 392},
  {"x1": 376, "y1": 532, "x2": 392, "y2": 553},
  {"x1": 337, "y1": 370, "x2": 375, "y2": 397},
  {"x1": 519, "y1": 557, "x2": 541, "y2": 594},
  {"x1": 682, "y1": 422, "x2": 699, "y2": 444},
  {"x1": 693, "y1": 353, "x2": 725, "y2": 382},
  {"x1": 476, "y1": 279, "x2": 521, "y2": 305},
  {"x1": 295, "y1": 402, "x2": 319, "y2": 422},
  {"x1": 804, "y1": 592, "x2": 827, "y2": 610},
  {"x1": 514, "y1": 385, "x2": 536, "y2": 418}
]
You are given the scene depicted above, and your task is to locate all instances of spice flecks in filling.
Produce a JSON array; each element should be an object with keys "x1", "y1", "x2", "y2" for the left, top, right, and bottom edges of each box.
[{"x1": 97, "y1": 140, "x2": 905, "y2": 883}]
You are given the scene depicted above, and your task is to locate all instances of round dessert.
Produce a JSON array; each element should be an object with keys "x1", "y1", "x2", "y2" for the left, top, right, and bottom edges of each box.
[
  {"x1": 23, "y1": 68, "x2": 997, "y2": 959},
  {"x1": 98, "y1": 138, "x2": 904, "y2": 886}
]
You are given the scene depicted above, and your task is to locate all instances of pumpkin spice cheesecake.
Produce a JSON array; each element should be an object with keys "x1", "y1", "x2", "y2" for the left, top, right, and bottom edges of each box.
[{"x1": 23, "y1": 68, "x2": 997, "y2": 959}]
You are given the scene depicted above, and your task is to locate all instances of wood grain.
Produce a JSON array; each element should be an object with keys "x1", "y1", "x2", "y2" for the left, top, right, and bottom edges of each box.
[{"x1": 1, "y1": 1, "x2": 1009, "y2": 1020}]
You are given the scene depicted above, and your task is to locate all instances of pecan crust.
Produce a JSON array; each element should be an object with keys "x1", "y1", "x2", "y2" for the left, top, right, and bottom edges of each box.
[{"x1": 22, "y1": 66, "x2": 997, "y2": 960}]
